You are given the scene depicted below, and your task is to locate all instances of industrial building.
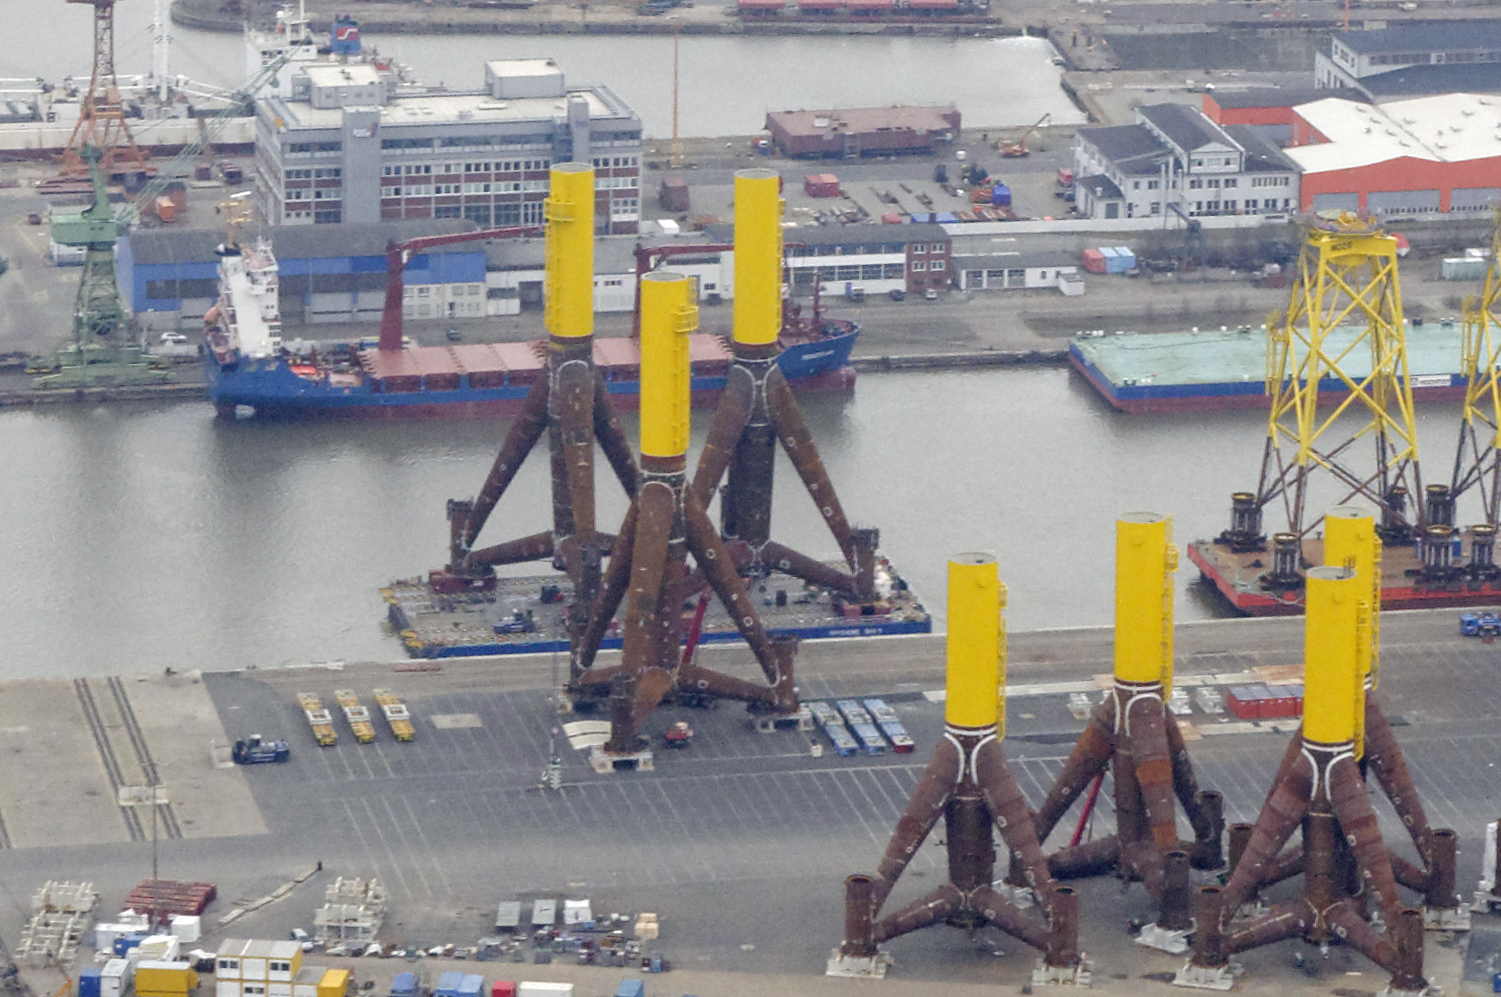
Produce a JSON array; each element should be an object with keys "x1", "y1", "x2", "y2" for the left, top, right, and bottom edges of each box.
[
  {"x1": 705, "y1": 223, "x2": 953, "y2": 296},
  {"x1": 1286, "y1": 93, "x2": 1501, "y2": 215},
  {"x1": 252, "y1": 58, "x2": 642, "y2": 234},
  {"x1": 951, "y1": 251, "x2": 1083, "y2": 294},
  {"x1": 118, "y1": 219, "x2": 486, "y2": 326},
  {"x1": 1072, "y1": 104, "x2": 1300, "y2": 221},
  {"x1": 1200, "y1": 88, "x2": 1355, "y2": 144},
  {"x1": 764, "y1": 106, "x2": 961, "y2": 159},
  {"x1": 1315, "y1": 21, "x2": 1501, "y2": 101}
]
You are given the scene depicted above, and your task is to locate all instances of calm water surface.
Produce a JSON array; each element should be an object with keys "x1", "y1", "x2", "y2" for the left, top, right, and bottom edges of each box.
[{"x1": 0, "y1": 368, "x2": 1470, "y2": 678}]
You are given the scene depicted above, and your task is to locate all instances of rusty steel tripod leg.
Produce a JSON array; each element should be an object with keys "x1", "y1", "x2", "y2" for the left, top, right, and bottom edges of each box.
[
  {"x1": 765, "y1": 368, "x2": 858, "y2": 558},
  {"x1": 592, "y1": 370, "x2": 640, "y2": 499},
  {"x1": 673, "y1": 662, "x2": 777, "y2": 708},
  {"x1": 1049, "y1": 836, "x2": 1120, "y2": 880},
  {"x1": 1327, "y1": 753, "x2": 1404, "y2": 924},
  {"x1": 1034, "y1": 700, "x2": 1117, "y2": 844},
  {"x1": 1220, "y1": 754, "x2": 1314, "y2": 918},
  {"x1": 456, "y1": 375, "x2": 551, "y2": 559},
  {"x1": 1124, "y1": 696, "x2": 1182, "y2": 854},
  {"x1": 968, "y1": 885, "x2": 1052, "y2": 952},
  {"x1": 572, "y1": 503, "x2": 637, "y2": 678},
  {"x1": 726, "y1": 420, "x2": 776, "y2": 547},
  {"x1": 551, "y1": 357, "x2": 598, "y2": 541},
  {"x1": 871, "y1": 884, "x2": 962, "y2": 944},
  {"x1": 467, "y1": 530, "x2": 555, "y2": 569},
  {"x1": 689, "y1": 363, "x2": 754, "y2": 507},
  {"x1": 683, "y1": 487, "x2": 795, "y2": 708},
  {"x1": 759, "y1": 540, "x2": 863, "y2": 598},
  {"x1": 1364, "y1": 694, "x2": 1434, "y2": 857},
  {"x1": 606, "y1": 481, "x2": 675, "y2": 747},
  {"x1": 870, "y1": 735, "x2": 961, "y2": 912},
  {"x1": 973, "y1": 737, "x2": 1053, "y2": 892}
]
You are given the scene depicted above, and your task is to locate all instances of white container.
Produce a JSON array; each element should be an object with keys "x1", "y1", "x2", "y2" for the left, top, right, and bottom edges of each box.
[
  {"x1": 95, "y1": 925, "x2": 128, "y2": 953},
  {"x1": 167, "y1": 916, "x2": 200, "y2": 944},
  {"x1": 136, "y1": 936, "x2": 180, "y2": 963},
  {"x1": 116, "y1": 912, "x2": 152, "y2": 932},
  {"x1": 101, "y1": 960, "x2": 130, "y2": 997},
  {"x1": 516, "y1": 985, "x2": 574, "y2": 997}
]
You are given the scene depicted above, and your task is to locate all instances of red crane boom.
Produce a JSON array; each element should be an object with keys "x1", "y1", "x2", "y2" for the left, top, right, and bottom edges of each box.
[{"x1": 378, "y1": 226, "x2": 540, "y2": 351}]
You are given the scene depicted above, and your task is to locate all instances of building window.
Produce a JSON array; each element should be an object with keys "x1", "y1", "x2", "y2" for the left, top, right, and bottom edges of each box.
[
  {"x1": 1148, "y1": 180, "x2": 1160, "y2": 190},
  {"x1": 1225, "y1": 200, "x2": 1237, "y2": 211},
  {"x1": 1189, "y1": 179, "x2": 1202, "y2": 190},
  {"x1": 1191, "y1": 158, "x2": 1202, "y2": 168},
  {"x1": 911, "y1": 260, "x2": 926, "y2": 272},
  {"x1": 1151, "y1": 201, "x2": 1161, "y2": 215},
  {"x1": 1207, "y1": 179, "x2": 1220, "y2": 189},
  {"x1": 883, "y1": 263, "x2": 905, "y2": 279},
  {"x1": 1132, "y1": 181, "x2": 1141, "y2": 191},
  {"x1": 930, "y1": 243, "x2": 945, "y2": 253},
  {"x1": 911, "y1": 244, "x2": 926, "y2": 254},
  {"x1": 314, "y1": 210, "x2": 341, "y2": 223},
  {"x1": 930, "y1": 260, "x2": 945, "y2": 272},
  {"x1": 1224, "y1": 178, "x2": 1237, "y2": 189},
  {"x1": 522, "y1": 201, "x2": 544, "y2": 226}
]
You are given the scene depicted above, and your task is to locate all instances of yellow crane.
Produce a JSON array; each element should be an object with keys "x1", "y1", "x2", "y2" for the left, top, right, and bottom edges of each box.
[
  {"x1": 297, "y1": 692, "x2": 338, "y2": 747},
  {"x1": 334, "y1": 689, "x2": 377, "y2": 744}
]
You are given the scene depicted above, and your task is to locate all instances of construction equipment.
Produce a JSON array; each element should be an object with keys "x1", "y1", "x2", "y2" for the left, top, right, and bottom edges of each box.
[
  {"x1": 998, "y1": 113, "x2": 1051, "y2": 158},
  {"x1": 55, "y1": 0, "x2": 151, "y2": 186},
  {"x1": 373, "y1": 689, "x2": 415, "y2": 742},
  {"x1": 1451, "y1": 205, "x2": 1501, "y2": 535},
  {"x1": 297, "y1": 693, "x2": 337, "y2": 747},
  {"x1": 231, "y1": 734, "x2": 290, "y2": 764},
  {"x1": 376, "y1": 226, "x2": 539, "y2": 351},
  {"x1": 334, "y1": 690, "x2": 376, "y2": 744}
]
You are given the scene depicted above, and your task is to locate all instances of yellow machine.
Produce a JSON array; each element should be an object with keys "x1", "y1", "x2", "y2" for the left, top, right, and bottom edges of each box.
[
  {"x1": 543, "y1": 162, "x2": 595, "y2": 342},
  {"x1": 373, "y1": 688, "x2": 415, "y2": 742},
  {"x1": 297, "y1": 692, "x2": 337, "y2": 747},
  {"x1": 944, "y1": 552, "x2": 1007, "y2": 735},
  {"x1": 1301, "y1": 565, "x2": 1364, "y2": 752},
  {"x1": 639, "y1": 271, "x2": 696, "y2": 459},
  {"x1": 732, "y1": 169, "x2": 783, "y2": 348},
  {"x1": 334, "y1": 689, "x2": 376, "y2": 744},
  {"x1": 1114, "y1": 512, "x2": 1177, "y2": 690}
]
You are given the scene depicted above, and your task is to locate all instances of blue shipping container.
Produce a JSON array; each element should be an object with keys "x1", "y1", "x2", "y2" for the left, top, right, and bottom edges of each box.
[
  {"x1": 79, "y1": 969, "x2": 102, "y2": 997},
  {"x1": 435, "y1": 972, "x2": 464, "y2": 997},
  {"x1": 391, "y1": 974, "x2": 417, "y2": 997},
  {"x1": 991, "y1": 183, "x2": 1011, "y2": 208},
  {"x1": 615, "y1": 981, "x2": 645, "y2": 997},
  {"x1": 1108, "y1": 246, "x2": 1136, "y2": 273},
  {"x1": 458, "y1": 976, "x2": 483, "y2": 997},
  {"x1": 113, "y1": 936, "x2": 144, "y2": 957}
]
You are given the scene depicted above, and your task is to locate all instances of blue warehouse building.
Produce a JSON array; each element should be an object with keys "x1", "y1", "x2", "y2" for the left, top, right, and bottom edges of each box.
[{"x1": 118, "y1": 218, "x2": 488, "y2": 328}]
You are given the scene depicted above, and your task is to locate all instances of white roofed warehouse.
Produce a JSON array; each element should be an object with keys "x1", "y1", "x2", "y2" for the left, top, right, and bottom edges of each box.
[{"x1": 1287, "y1": 93, "x2": 1501, "y2": 216}]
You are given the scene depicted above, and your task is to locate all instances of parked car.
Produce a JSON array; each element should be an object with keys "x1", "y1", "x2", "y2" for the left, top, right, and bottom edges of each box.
[
  {"x1": 924, "y1": 288, "x2": 938, "y2": 301},
  {"x1": 889, "y1": 288, "x2": 906, "y2": 302}
]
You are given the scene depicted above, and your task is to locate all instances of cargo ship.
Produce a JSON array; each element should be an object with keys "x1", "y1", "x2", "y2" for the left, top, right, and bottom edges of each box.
[
  {"x1": 383, "y1": 557, "x2": 930, "y2": 658},
  {"x1": 1070, "y1": 324, "x2": 1468, "y2": 414},
  {"x1": 202, "y1": 243, "x2": 859, "y2": 420}
]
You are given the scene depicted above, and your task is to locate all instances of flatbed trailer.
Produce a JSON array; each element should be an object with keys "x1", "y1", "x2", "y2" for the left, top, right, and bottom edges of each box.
[
  {"x1": 335, "y1": 689, "x2": 377, "y2": 743},
  {"x1": 373, "y1": 688, "x2": 415, "y2": 741},
  {"x1": 297, "y1": 692, "x2": 337, "y2": 747}
]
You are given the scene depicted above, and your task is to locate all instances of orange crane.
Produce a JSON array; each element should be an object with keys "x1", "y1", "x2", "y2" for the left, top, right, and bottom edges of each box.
[
  {"x1": 377, "y1": 226, "x2": 541, "y2": 350},
  {"x1": 998, "y1": 113, "x2": 1052, "y2": 158}
]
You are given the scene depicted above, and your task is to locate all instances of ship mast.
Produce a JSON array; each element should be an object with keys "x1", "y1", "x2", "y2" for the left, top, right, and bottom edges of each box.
[{"x1": 152, "y1": 0, "x2": 170, "y2": 104}]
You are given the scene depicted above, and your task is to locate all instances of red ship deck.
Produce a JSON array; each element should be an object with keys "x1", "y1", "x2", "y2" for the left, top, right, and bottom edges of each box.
[{"x1": 1187, "y1": 534, "x2": 1501, "y2": 615}]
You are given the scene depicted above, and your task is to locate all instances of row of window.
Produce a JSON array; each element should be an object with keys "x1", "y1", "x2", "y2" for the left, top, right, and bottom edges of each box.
[
  {"x1": 284, "y1": 168, "x2": 341, "y2": 180},
  {"x1": 910, "y1": 243, "x2": 947, "y2": 255},
  {"x1": 381, "y1": 162, "x2": 552, "y2": 178},
  {"x1": 286, "y1": 141, "x2": 342, "y2": 155},
  {"x1": 1188, "y1": 154, "x2": 1239, "y2": 170},
  {"x1": 786, "y1": 243, "x2": 906, "y2": 257},
  {"x1": 910, "y1": 260, "x2": 945, "y2": 272},
  {"x1": 590, "y1": 156, "x2": 640, "y2": 169},
  {"x1": 595, "y1": 176, "x2": 638, "y2": 190},
  {"x1": 284, "y1": 189, "x2": 339, "y2": 201},
  {"x1": 1251, "y1": 176, "x2": 1292, "y2": 188},
  {"x1": 455, "y1": 203, "x2": 545, "y2": 226},
  {"x1": 790, "y1": 263, "x2": 912, "y2": 281}
]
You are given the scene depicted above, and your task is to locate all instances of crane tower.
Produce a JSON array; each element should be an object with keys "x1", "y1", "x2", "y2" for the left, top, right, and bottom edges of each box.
[
  {"x1": 1450, "y1": 207, "x2": 1501, "y2": 547},
  {"x1": 57, "y1": 0, "x2": 151, "y2": 182}
]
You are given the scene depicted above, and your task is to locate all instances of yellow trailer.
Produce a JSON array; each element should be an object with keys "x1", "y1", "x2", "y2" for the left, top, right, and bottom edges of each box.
[
  {"x1": 334, "y1": 689, "x2": 377, "y2": 744},
  {"x1": 297, "y1": 692, "x2": 338, "y2": 747},
  {"x1": 373, "y1": 688, "x2": 415, "y2": 742}
]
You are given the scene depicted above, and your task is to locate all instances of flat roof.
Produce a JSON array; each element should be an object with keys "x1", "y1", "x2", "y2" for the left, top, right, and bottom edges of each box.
[
  {"x1": 766, "y1": 106, "x2": 959, "y2": 139},
  {"x1": 270, "y1": 87, "x2": 633, "y2": 131},
  {"x1": 1359, "y1": 61, "x2": 1501, "y2": 97},
  {"x1": 952, "y1": 250, "x2": 1079, "y2": 269},
  {"x1": 127, "y1": 219, "x2": 481, "y2": 267},
  {"x1": 484, "y1": 58, "x2": 562, "y2": 77},
  {"x1": 1333, "y1": 20, "x2": 1501, "y2": 56},
  {"x1": 303, "y1": 63, "x2": 381, "y2": 87},
  {"x1": 1288, "y1": 93, "x2": 1501, "y2": 172}
]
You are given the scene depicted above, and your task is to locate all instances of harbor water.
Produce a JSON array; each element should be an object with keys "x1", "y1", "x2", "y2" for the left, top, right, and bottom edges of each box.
[
  {"x1": 0, "y1": 5, "x2": 1084, "y2": 136},
  {"x1": 0, "y1": 368, "x2": 1471, "y2": 678}
]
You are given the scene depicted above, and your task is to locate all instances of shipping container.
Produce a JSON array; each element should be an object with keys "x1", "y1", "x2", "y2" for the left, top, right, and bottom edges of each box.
[
  {"x1": 803, "y1": 174, "x2": 840, "y2": 198},
  {"x1": 490, "y1": 985, "x2": 515, "y2": 997},
  {"x1": 114, "y1": 936, "x2": 145, "y2": 957},
  {"x1": 1442, "y1": 257, "x2": 1490, "y2": 281},
  {"x1": 135, "y1": 961, "x2": 198, "y2": 997},
  {"x1": 103, "y1": 959, "x2": 131, "y2": 997},
  {"x1": 614, "y1": 983, "x2": 644, "y2": 997},
  {"x1": 1108, "y1": 246, "x2": 1136, "y2": 273},
  {"x1": 390, "y1": 973, "x2": 417, "y2": 997},
  {"x1": 494, "y1": 902, "x2": 522, "y2": 931},
  {"x1": 80, "y1": 968, "x2": 103, "y2": 997},
  {"x1": 1082, "y1": 248, "x2": 1107, "y2": 274},
  {"x1": 990, "y1": 183, "x2": 1011, "y2": 208},
  {"x1": 317, "y1": 969, "x2": 350, "y2": 997},
  {"x1": 457, "y1": 976, "x2": 483, "y2": 997},
  {"x1": 516, "y1": 986, "x2": 573, "y2": 997},
  {"x1": 434, "y1": 973, "x2": 464, "y2": 997}
]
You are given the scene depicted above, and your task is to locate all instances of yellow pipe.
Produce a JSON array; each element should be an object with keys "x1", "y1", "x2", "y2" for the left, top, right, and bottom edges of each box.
[
  {"x1": 1323, "y1": 505, "x2": 1381, "y2": 690},
  {"x1": 544, "y1": 163, "x2": 595, "y2": 341},
  {"x1": 1302, "y1": 565, "x2": 1361, "y2": 745},
  {"x1": 946, "y1": 553, "x2": 1004, "y2": 731},
  {"x1": 1114, "y1": 513, "x2": 1177, "y2": 685},
  {"x1": 638, "y1": 272, "x2": 696, "y2": 459},
  {"x1": 732, "y1": 169, "x2": 783, "y2": 347}
]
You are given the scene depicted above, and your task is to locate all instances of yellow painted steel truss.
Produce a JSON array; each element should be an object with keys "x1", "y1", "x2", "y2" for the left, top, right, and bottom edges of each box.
[
  {"x1": 1254, "y1": 214, "x2": 1423, "y2": 540},
  {"x1": 1451, "y1": 207, "x2": 1501, "y2": 525}
]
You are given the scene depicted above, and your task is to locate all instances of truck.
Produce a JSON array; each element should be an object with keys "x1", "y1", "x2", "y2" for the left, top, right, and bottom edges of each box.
[
  {"x1": 374, "y1": 689, "x2": 415, "y2": 741},
  {"x1": 1460, "y1": 611, "x2": 1501, "y2": 637},
  {"x1": 297, "y1": 693, "x2": 338, "y2": 747},
  {"x1": 335, "y1": 689, "x2": 377, "y2": 743},
  {"x1": 232, "y1": 734, "x2": 290, "y2": 764}
]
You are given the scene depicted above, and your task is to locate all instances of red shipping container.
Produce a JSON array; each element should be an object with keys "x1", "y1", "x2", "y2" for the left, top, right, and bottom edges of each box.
[
  {"x1": 1082, "y1": 248, "x2": 1107, "y2": 274},
  {"x1": 804, "y1": 173, "x2": 840, "y2": 198},
  {"x1": 491, "y1": 985, "x2": 515, "y2": 997},
  {"x1": 1263, "y1": 685, "x2": 1299, "y2": 718},
  {"x1": 1226, "y1": 686, "x2": 1261, "y2": 720}
]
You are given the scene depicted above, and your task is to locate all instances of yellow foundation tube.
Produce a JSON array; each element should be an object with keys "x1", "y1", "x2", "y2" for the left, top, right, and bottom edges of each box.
[
  {"x1": 1302, "y1": 565, "x2": 1362, "y2": 745},
  {"x1": 638, "y1": 272, "x2": 696, "y2": 459},
  {"x1": 946, "y1": 553, "x2": 1005, "y2": 731},
  {"x1": 732, "y1": 169, "x2": 783, "y2": 347},
  {"x1": 1323, "y1": 505, "x2": 1380, "y2": 690},
  {"x1": 1114, "y1": 513, "x2": 1177, "y2": 686},
  {"x1": 544, "y1": 163, "x2": 595, "y2": 341}
]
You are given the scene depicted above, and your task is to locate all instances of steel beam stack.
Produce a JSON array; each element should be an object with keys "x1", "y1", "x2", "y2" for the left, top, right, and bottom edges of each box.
[{"x1": 831, "y1": 555, "x2": 1083, "y2": 985}]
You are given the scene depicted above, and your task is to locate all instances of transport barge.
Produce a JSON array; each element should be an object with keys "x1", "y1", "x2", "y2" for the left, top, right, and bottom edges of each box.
[
  {"x1": 1070, "y1": 324, "x2": 1467, "y2": 414},
  {"x1": 383, "y1": 558, "x2": 930, "y2": 658}
]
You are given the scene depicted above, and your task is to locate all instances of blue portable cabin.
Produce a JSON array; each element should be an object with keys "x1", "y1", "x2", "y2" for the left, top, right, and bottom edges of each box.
[
  {"x1": 457, "y1": 975, "x2": 483, "y2": 997},
  {"x1": 78, "y1": 969, "x2": 102, "y2": 997},
  {"x1": 434, "y1": 972, "x2": 465, "y2": 997},
  {"x1": 615, "y1": 981, "x2": 645, "y2": 997},
  {"x1": 390, "y1": 973, "x2": 418, "y2": 997}
]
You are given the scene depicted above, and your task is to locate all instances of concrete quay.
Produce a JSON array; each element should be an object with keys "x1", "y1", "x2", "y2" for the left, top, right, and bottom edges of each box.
[{"x1": 0, "y1": 607, "x2": 1495, "y2": 995}]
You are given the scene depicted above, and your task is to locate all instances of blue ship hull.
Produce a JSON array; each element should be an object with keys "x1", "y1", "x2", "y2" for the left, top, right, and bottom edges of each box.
[{"x1": 207, "y1": 329, "x2": 858, "y2": 419}]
